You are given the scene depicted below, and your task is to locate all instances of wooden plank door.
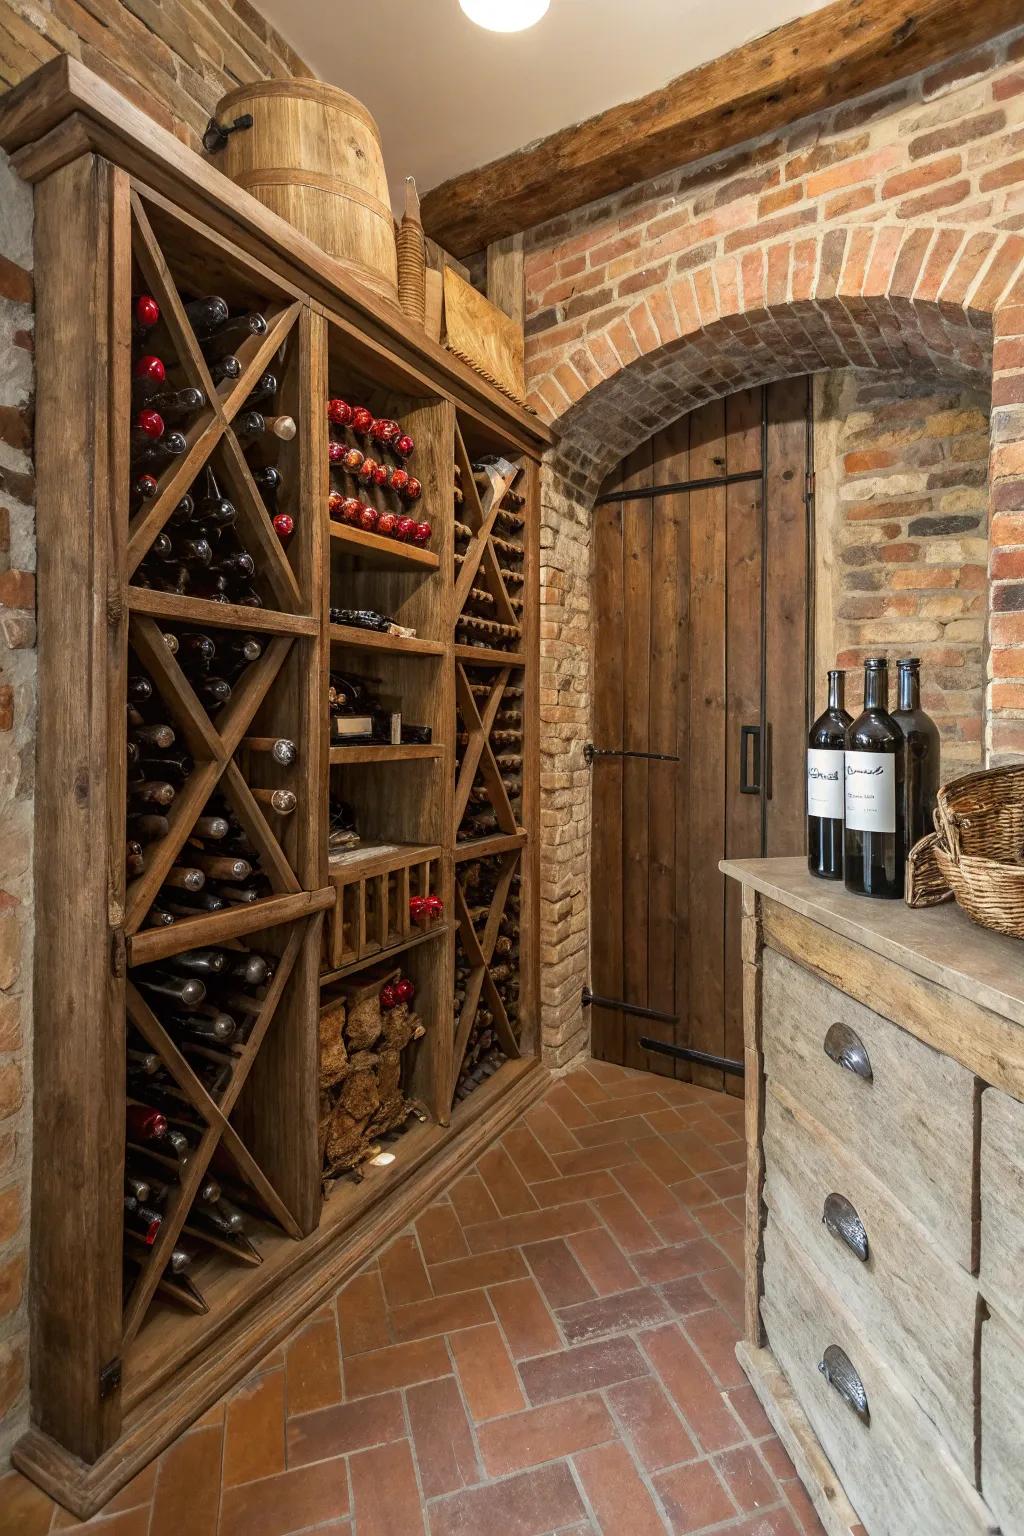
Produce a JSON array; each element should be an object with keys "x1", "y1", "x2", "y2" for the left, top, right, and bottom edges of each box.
[{"x1": 589, "y1": 380, "x2": 811, "y2": 1090}]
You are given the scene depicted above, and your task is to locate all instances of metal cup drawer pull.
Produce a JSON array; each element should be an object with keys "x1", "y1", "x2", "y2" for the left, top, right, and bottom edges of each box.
[
  {"x1": 823, "y1": 1192, "x2": 870, "y2": 1262},
  {"x1": 823, "y1": 1022, "x2": 873, "y2": 1082},
  {"x1": 819, "y1": 1344, "x2": 870, "y2": 1427}
]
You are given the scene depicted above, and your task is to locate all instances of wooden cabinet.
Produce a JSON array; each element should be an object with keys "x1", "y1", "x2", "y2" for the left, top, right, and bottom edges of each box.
[
  {"x1": 1, "y1": 57, "x2": 551, "y2": 1520},
  {"x1": 726, "y1": 857, "x2": 1024, "y2": 1536}
]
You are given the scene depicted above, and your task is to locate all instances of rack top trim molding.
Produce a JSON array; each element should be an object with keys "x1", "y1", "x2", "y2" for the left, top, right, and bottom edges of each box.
[{"x1": 0, "y1": 56, "x2": 553, "y2": 453}]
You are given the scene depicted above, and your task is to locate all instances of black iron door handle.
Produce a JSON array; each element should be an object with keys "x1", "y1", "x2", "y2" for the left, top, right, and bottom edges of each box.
[{"x1": 740, "y1": 724, "x2": 761, "y2": 795}]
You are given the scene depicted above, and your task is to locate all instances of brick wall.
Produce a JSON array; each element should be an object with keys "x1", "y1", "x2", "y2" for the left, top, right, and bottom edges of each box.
[
  {"x1": 520, "y1": 28, "x2": 1024, "y2": 1066},
  {"x1": 0, "y1": 144, "x2": 33, "y2": 1466},
  {"x1": 813, "y1": 371, "x2": 989, "y2": 778},
  {"x1": 0, "y1": 0, "x2": 311, "y2": 148}
]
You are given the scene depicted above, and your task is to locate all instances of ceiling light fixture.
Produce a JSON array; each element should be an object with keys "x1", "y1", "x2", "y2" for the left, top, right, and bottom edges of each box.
[{"x1": 459, "y1": 0, "x2": 550, "y2": 33}]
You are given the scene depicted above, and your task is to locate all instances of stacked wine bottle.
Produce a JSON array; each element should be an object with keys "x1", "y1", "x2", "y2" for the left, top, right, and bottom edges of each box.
[
  {"x1": 326, "y1": 397, "x2": 431, "y2": 547},
  {"x1": 125, "y1": 941, "x2": 276, "y2": 1311},
  {"x1": 454, "y1": 460, "x2": 525, "y2": 653},
  {"x1": 454, "y1": 858, "x2": 521, "y2": 1102},
  {"x1": 455, "y1": 670, "x2": 523, "y2": 843}
]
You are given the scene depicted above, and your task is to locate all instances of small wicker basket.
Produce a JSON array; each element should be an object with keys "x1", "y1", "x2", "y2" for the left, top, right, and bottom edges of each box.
[{"x1": 906, "y1": 764, "x2": 1024, "y2": 938}]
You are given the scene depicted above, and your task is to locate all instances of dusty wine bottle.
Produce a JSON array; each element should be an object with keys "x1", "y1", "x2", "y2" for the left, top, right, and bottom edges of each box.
[
  {"x1": 136, "y1": 971, "x2": 207, "y2": 1008},
  {"x1": 199, "y1": 312, "x2": 267, "y2": 360},
  {"x1": 807, "y1": 670, "x2": 852, "y2": 881},
  {"x1": 192, "y1": 814, "x2": 230, "y2": 840},
  {"x1": 893, "y1": 657, "x2": 940, "y2": 851},
  {"x1": 844, "y1": 657, "x2": 906, "y2": 900},
  {"x1": 245, "y1": 371, "x2": 278, "y2": 408},
  {"x1": 183, "y1": 295, "x2": 230, "y2": 338},
  {"x1": 143, "y1": 386, "x2": 207, "y2": 424}
]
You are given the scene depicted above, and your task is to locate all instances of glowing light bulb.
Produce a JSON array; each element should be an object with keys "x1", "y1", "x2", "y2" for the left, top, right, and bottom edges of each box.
[{"x1": 459, "y1": 0, "x2": 550, "y2": 33}]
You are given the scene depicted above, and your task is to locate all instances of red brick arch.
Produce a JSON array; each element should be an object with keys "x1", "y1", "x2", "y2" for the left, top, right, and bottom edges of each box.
[{"x1": 528, "y1": 222, "x2": 1024, "y2": 763}]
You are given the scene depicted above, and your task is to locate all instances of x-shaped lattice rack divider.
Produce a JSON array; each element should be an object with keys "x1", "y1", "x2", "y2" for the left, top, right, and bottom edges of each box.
[
  {"x1": 453, "y1": 425, "x2": 522, "y2": 634},
  {"x1": 122, "y1": 919, "x2": 305, "y2": 1342},
  {"x1": 452, "y1": 850, "x2": 521, "y2": 1101},
  {"x1": 454, "y1": 664, "x2": 520, "y2": 838}
]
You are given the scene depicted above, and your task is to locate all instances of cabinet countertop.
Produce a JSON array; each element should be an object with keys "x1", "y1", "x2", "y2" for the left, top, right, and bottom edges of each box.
[{"x1": 721, "y1": 856, "x2": 1024, "y2": 1034}]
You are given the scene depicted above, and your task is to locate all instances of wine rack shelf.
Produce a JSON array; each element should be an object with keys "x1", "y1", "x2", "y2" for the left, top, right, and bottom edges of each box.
[{"x1": 9, "y1": 58, "x2": 548, "y2": 1521}]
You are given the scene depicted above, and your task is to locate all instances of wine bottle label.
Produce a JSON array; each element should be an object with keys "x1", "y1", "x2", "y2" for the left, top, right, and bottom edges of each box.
[
  {"x1": 845, "y1": 752, "x2": 896, "y2": 833},
  {"x1": 807, "y1": 749, "x2": 844, "y2": 819}
]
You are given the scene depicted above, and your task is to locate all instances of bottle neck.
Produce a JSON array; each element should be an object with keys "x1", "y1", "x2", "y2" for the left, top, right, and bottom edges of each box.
[
  {"x1": 827, "y1": 672, "x2": 844, "y2": 711},
  {"x1": 898, "y1": 665, "x2": 920, "y2": 711},
  {"x1": 863, "y1": 664, "x2": 888, "y2": 710}
]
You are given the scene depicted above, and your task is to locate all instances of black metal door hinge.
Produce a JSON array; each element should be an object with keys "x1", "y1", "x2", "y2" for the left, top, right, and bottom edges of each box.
[
  {"x1": 583, "y1": 744, "x2": 679, "y2": 766},
  {"x1": 99, "y1": 1358, "x2": 122, "y2": 1400}
]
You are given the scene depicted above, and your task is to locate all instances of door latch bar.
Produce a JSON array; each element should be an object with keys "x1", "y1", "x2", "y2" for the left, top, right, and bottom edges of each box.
[{"x1": 584, "y1": 744, "x2": 679, "y2": 766}]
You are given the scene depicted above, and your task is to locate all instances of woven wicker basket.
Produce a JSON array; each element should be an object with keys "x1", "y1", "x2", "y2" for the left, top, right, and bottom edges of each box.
[{"x1": 906, "y1": 764, "x2": 1024, "y2": 938}]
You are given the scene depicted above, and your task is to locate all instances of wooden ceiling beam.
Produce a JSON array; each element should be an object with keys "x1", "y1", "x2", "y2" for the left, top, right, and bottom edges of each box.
[{"x1": 421, "y1": 0, "x2": 1022, "y2": 256}]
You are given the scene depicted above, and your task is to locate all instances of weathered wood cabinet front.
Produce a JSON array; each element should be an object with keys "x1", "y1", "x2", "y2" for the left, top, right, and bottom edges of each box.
[{"x1": 725, "y1": 856, "x2": 1024, "y2": 1536}]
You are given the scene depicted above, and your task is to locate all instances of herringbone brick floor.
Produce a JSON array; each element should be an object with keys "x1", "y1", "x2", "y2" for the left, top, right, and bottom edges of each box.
[{"x1": 1, "y1": 1061, "x2": 826, "y2": 1536}]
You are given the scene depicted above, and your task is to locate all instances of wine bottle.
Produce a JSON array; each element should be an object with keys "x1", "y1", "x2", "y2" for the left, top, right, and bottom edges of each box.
[
  {"x1": 165, "y1": 948, "x2": 228, "y2": 978},
  {"x1": 129, "y1": 780, "x2": 176, "y2": 808},
  {"x1": 234, "y1": 409, "x2": 296, "y2": 442},
  {"x1": 192, "y1": 814, "x2": 229, "y2": 840},
  {"x1": 243, "y1": 736, "x2": 296, "y2": 765},
  {"x1": 142, "y1": 386, "x2": 207, "y2": 424},
  {"x1": 807, "y1": 669, "x2": 852, "y2": 881},
  {"x1": 893, "y1": 657, "x2": 940, "y2": 851},
  {"x1": 194, "y1": 469, "x2": 237, "y2": 530},
  {"x1": 178, "y1": 631, "x2": 217, "y2": 668},
  {"x1": 253, "y1": 464, "x2": 282, "y2": 514},
  {"x1": 131, "y1": 430, "x2": 187, "y2": 471},
  {"x1": 183, "y1": 295, "x2": 230, "y2": 338},
  {"x1": 844, "y1": 657, "x2": 906, "y2": 900},
  {"x1": 208, "y1": 355, "x2": 242, "y2": 386},
  {"x1": 252, "y1": 787, "x2": 296, "y2": 815},
  {"x1": 125, "y1": 1103, "x2": 168, "y2": 1142},
  {"x1": 199, "y1": 312, "x2": 267, "y2": 360}
]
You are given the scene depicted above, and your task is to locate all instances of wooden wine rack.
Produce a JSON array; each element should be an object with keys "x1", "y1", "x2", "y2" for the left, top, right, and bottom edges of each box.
[{"x1": 2, "y1": 57, "x2": 550, "y2": 1518}]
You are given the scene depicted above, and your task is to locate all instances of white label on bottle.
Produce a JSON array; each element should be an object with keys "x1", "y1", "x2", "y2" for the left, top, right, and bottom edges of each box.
[
  {"x1": 845, "y1": 752, "x2": 895, "y2": 833},
  {"x1": 807, "y1": 749, "x2": 844, "y2": 819}
]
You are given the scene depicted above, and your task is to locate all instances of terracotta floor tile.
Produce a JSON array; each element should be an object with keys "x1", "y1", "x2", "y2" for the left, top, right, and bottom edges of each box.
[
  {"x1": 428, "y1": 1461, "x2": 586, "y2": 1536},
  {"x1": 220, "y1": 1458, "x2": 349, "y2": 1536},
  {"x1": 660, "y1": 1274, "x2": 716, "y2": 1317},
  {"x1": 551, "y1": 1141, "x2": 640, "y2": 1177},
  {"x1": 416, "y1": 1201, "x2": 469, "y2": 1266},
  {"x1": 149, "y1": 1424, "x2": 224, "y2": 1536},
  {"x1": 633, "y1": 1135, "x2": 697, "y2": 1184},
  {"x1": 85, "y1": 1460, "x2": 157, "y2": 1517},
  {"x1": 606, "y1": 1376, "x2": 697, "y2": 1472},
  {"x1": 519, "y1": 1335, "x2": 649, "y2": 1405},
  {"x1": 562, "y1": 1067, "x2": 614, "y2": 1105},
  {"x1": 524, "y1": 1102, "x2": 580, "y2": 1157},
  {"x1": 223, "y1": 1367, "x2": 286, "y2": 1487},
  {"x1": 654, "y1": 1458, "x2": 737, "y2": 1533},
  {"x1": 389, "y1": 1287, "x2": 493, "y2": 1343},
  {"x1": 633, "y1": 1238, "x2": 730, "y2": 1285},
  {"x1": 567, "y1": 1226, "x2": 639, "y2": 1296},
  {"x1": 758, "y1": 1436, "x2": 799, "y2": 1483},
  {"x1": 524, "y1": 1236, "x2": 597, "y2": 1308},
  {"x1": 588, "y1": 1092, "x2": 671, "y2": 1123},
  {"x1": 665, "y1": 1132, "x2": 732, "y2": 1175},
  {"x1": 641, "y1": 1323, "x2": 745, "y2": 1453},
  {"x1": 694, "y1": 1201, "x2": 743, "y2": 1237},
  {"x1": 684, "y1": 1306, "x2": 748, "y2": 1389},
  {"x1": 466, "y1": 1201, "x2": 601, "y2": 1255},
  {"x1": 700, "y1": 1261, "x2": 746, "y2": 1324},
  {"x1": 557, "y1": 1285, "x2": 669, "y2": 1345},
  {"x1": 672, "y1": 1175, "x2": 722, "y2": 1210},
  {"x1": 530, "y1": 1169, "x2": 621, "y2": 1206},
  {"x1": 52, "y1": 1509, "x2": 149, "y2": 1535},
  {"x1": 573, "y1": 1114, "x2": 655, "y2": 1148},
  {"x1": 342, "y1": 1336, "x2": 450, "y2": 1398},
  {"x1": 615, "y1": 1163, "x2": 699, "y2": 1231},
  {"x1": 449, "y1": 1321, "x2": 525, "y2": 1419},
  {"x1": 724, "y1": 1510, "x2": 803, "y2": 1536},
  {"x1": 702, "y1": 1165, "x2": 748, "y2": 1201},
  {"x1": 406, "y1": 1375, "x2": 482, "y2": 1499},
  {"x1": 501, "y1": 1120, "x2": 561, "y2": 1184},
  {"x1": 726, "y1": 1384, "x2": 775, "y2": 1441},
  {"x1": 429, "y1": 1247, "x2": 528, "y2": 1296},
  {"x1": 714, "y1": 1227, "x2": 747, "y2": 1271},
  {"x1": 0, "y1": 1472, "x2": 56, "y2": 1536},
  {"x1": 489, "y1": 1274, "x2": 562, "y2": 1357},
  {"x1": 378, "y1": 1232, "x2": 433, "y2": 1308},
  {"x1": 574, "y1": 1440, "x2": 670, "y2": 1535},
  {"x1": 784, "y1": 1474, "x2": 829, "y2": 1533},
  {"x1": 546, "y1": 1083, "x2": 598, "y2": 1130},
  {"x1": 593, "y1": 1191, "x2": 661, "y2": 1253},
  {"x1": 715, "y1": 1445, "x2": 780, "y2": 1513},
  {"x1": 337, "y1": 1268, "x2": 392, "y2": 1356},
  {"x1": 449, "y1": 1171, "x2": 501, "y2": 1227},
  {"x1": 285, "y1": 1311, "x2": 343, "y2": 1415},
  {"x1": 349, "y1": 1438, "x2": 424, "y2": 1536},
  {"x1": 286, "y1": 1390, "x2": 405, "y2": 1467},
  {"x1": 477, "y1": 1143, "x2": 540, "y2": 1215},
  {"x1": 477, "y1": 1393, "x2": 616, "y2": 1477}
]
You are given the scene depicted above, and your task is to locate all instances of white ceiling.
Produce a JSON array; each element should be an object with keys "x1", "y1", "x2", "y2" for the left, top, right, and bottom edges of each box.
[{"x1": 258, "y1": 0, "x2": 833, "y2": 213}]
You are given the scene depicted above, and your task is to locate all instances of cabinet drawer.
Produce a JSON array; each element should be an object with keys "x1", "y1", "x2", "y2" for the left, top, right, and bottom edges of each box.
[
  {"x1": 764, "y1": 1084, "x2": 978, "y2": 1477},
  {"x1": 762, "y1": 1219, "x2": 996, "y2": 1536},
  {"x1": 762, "y1": 947, "x2": 976, "y2": 1271},
  {"x1": 979, "y1": 1086, "x2": 1024, "y2": 1333},
  {"x1": 981, "y1": 1308, "x2": 1024, "y2": 1536}
]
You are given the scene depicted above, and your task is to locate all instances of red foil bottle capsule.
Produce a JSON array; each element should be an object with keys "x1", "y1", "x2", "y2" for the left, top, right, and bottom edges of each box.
[
  {"x1": 379, "y1": 982, "x2": 399, "y2": 1010},
  {"x1": 343, "y1": 448, "x2": 364, "y2": 473},
  {"x1": 341, "y1": 497, "x2": 363, "y2": 524},
  {"x1": 351, "y1": 405, "x2": 374, "y2": 435},
  {"x1": 134, "y1": 354, "x2": 166, "y2": 384},
  {"x1": 395, "y1": 515, "x2": 416, "y2": 541},
  {"x1": 409, "y1": 895, "x2": 427, "y2": 926},
  {"x1": 369, "y1": 418, "x2": 388, "y2": 445},
  {"x1": 273, "y1": 512, "x2": 294, "y2": 540},
  {"x1": 359, "y1": 505, "x2": 378, "y2": 531},
  {"x1": 328, "y1": 490, "x2": 344, "y2": 517},
  {"x1": 413, "y1": 520, "x2": 432, "y2": 546},
  {"x1": 136, "y1": 409, "x2": 165, "y2": 440},
  {"x1": 133, "y1": 474, "x2": 158, "y2": 502},
  {"x1": 328, "y1": 441, "x2": 345, "y2": 464},
  {"x1": 396, "y1": 977, "x2": 415, "y2": 1005},
  {"x1": 358, "y1": 457, "x2": 379, "y2": 484},
  {"x1": 389, "y1": 467, "x2": 409, "y2": 496},
  {"x1": 372, "y1": 463, "x2": 388, "y2": 487},
  {"x1": 376, "y1": 511, "x2": 397, "y2": 537},
  {"x1": 403, "y1": 477, "x2": 423, "y2": 503},
  {"x1": 135, "y1": 294, "x2": 160, "y2": 330},
  {"x1": 327, "y1": 397, "x2": 353, "y2": 426},
  {"x1": 395, "y1": 433, "x2": 415, "y2": 459},
  {"x1": 425, "y1": 894, "x2": 444, "y2": 920}
]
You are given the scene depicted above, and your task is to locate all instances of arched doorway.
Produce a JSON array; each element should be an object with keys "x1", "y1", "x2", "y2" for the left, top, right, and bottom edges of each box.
[{"x1": 588, "y1": 380, "x2": 812, "y2": 1090}]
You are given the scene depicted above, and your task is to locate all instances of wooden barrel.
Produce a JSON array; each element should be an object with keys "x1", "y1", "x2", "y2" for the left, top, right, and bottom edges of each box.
[{"x1": 215, "y1": 79, "x2": 398, "y2": 303}]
